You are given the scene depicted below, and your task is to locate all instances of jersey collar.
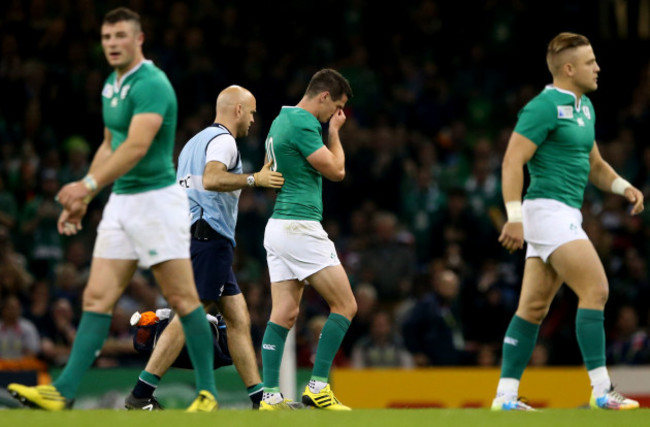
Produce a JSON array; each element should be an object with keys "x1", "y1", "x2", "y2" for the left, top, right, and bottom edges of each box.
[
  {"x1": 545, "y1": 84, "x2": 582, "y2": 111},
  {"x1": 114, "y1": 59, "x2": 151, "y2": 92},
  {"x1": 211, "y1": 123, "x2": 232, "y2": 135}
]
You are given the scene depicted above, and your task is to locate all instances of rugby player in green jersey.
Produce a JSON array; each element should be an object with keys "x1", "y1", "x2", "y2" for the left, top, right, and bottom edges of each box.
[
  {"x1": 8, "y1": 7, "x2": 218, "y2": 412},
  {"x1": 492, "y1": 32, "x2": 643, "y2": 411},
  {"x1": 259, "y1": 69, "x2": 355, "y2": 410}
]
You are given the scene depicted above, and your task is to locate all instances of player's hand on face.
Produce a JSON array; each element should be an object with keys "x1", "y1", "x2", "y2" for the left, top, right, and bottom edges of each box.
[
  {"x1": 329, "y1": 108, "x2": 346, "y2": 132},
  {"x1": 257, "y1": 159, "x2": 285, "y2": 189},
  {"x1": 624, "y1": 186, "x2": 645, "y2": 215},
  {"x1": 498, "y1": 221, "x2": 524, "y2": 253},
  {"x1": 57, "y1": 200, "x2": 87, "y2": 236},
  {"x1": 56, "y1": 181, "x2": 91, "y2": 210}
]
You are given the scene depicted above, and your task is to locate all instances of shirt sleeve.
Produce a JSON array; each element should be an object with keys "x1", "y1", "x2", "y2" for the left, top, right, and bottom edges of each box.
[
  {"x1": 129, "y1": 78, "x2": 172, "y2": 117},
  {"x1": 294, "y1": 125, "x2": 324, "y2": 158},
  {"x1": 514, "y1": 98, "x2": 556, "y2": 146},
  {"x1": 205, "y1": 134, "x2": 239, "y2": 170}
]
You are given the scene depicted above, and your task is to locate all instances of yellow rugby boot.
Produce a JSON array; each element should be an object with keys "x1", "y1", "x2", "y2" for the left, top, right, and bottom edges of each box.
[
  {"x1": 186, "y1": 390, "x2": 218, "y2": 412},
  {"x1": 260, "y1": 398, "x2": 300, "y2": 410},
  {"x1": 7, "y1": 384, "x2": 73, "y2": 411},
  {"x1": 301, "y1": 384, "x2": 350, "y2": 410}
]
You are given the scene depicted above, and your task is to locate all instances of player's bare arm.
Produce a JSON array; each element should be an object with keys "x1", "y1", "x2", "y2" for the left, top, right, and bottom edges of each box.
[
  {"x1": 202, "y1": 159, "x2": 284, "y2": 192},
  {"x1": 588, "y1": 143, "x2": 644, "y2": 215},
  {"x1": 306, "y1": 109, "x2": 346, "y2": 182},
  {"x1": 83, "y1": 127, "x2": 113, "y2": 200},
  {"x1": 56, "y1": 113, "x2": 161, "y2": 209},
  {"x1": 499, "y1": 132, "x2": 538, "y2": 253},
  {"x1": 89, "y1": 127, "x2": 114, "y2": 173}
]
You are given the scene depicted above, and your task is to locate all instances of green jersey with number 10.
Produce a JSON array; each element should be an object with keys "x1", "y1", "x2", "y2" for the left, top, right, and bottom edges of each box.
[{"x1": 265, "y1": 106, "x2": 325, "y2": 221}]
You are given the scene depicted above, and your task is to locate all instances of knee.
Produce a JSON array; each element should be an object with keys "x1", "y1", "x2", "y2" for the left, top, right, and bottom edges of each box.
[
  {"x1": 82, "y1": 287, "x2": 112, "y2": 313},
  {"x1": 271, "y1": 306, "x2": 299, "y2": 329},
  {"x1": 344, "y1": 298, "x2": 357, "y2": 320},
  {"x1": 584, "y1": 282, "x2": 609, "y2": 308},
  {"x1": 284, "y1": 307, "x2": 299, "y2": 328},
  {"x1": 517, "y1": 300, "x2": 549, "y2": 324},
  {"x1": 164, "y1": 293, "x2": 183, "y2": 311},
  {"x1": 331, "y1": 298, "x2": 357, "y2": 321},
  {"x1": 224, "y1": 311, "x2": 251, "y2": 332},
  {"x1": 164, "y1": 290, "x2": 200, "y2": 316}
]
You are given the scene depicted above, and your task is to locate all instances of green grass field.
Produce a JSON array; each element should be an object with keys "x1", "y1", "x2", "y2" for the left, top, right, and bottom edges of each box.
[{"x1": 1, "y1": 409, "x2": 649, "y2": 427}]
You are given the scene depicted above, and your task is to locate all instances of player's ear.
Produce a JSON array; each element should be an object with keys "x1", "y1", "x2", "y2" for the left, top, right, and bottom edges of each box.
[
  {"x1": 564, "y1": 62, "x2": 574, "y2": 77},
  {"x1": 134, "y1": 24, "x2": 144, "y2": 46},
  {"x1": 320, "y1": 91, "x2": 329, "y2": 103}
]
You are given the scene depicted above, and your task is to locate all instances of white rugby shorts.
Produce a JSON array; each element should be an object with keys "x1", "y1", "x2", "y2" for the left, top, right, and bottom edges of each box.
[
  {"x1": 523, "y1": 198, "x2": 588, "y2": 262},
  {"x1": 93, "y1": 184, "x2": 191, "y2": 268},
  {"x1": 264, "y1": 218, "x2": 341, "y2": 282}
]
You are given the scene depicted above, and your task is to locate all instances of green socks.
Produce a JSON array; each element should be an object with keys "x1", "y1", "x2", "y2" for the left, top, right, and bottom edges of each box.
[
  {"x1": 497, "y1": 309, "x2": 607, "y2": 394},
  {"x1": 180, "y1": 306, "x2": 218, "y2": 397},
  {"x1": 311, "y1": 313, "x2": 351, "y2": 381},
  {"x1": 576, "y1": 308, "x2": 606, "y2": 370},
  {"x1": 500, "y1": 315, "x2": 540, "y2": 379},
  {"x1": 261, "y1": 321, "x2": 289, "y2": 391},
  {"x1": 53, "y1": 308, "x2": 218, "y2": 399},
  {"x1": 53, "y1": 311, "x2": 112, "y2": 399},
  {"x1": 261, "y1": 314, "x2": 351, "y2": 390}
]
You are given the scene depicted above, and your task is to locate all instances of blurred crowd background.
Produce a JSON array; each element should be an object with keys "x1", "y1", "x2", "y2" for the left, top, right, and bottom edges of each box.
[{"x1": 1, "y1": 0, "x2": 650, "y2": 372}]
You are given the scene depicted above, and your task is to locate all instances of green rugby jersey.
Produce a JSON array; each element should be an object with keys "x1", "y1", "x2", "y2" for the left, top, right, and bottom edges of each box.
[
  {"x1": 265, "y1": 106, "x2": 325, "y2": 221},
  {"x1": 101, "y1": 60, "x2": 177, "y2": 194},
  {"x1": 515, "y1": 86, "x2": 595, "y2": 208}
]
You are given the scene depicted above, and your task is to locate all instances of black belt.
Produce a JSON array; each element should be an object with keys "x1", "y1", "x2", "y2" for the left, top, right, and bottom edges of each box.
[{"x1": 191, "y1": 219, "x2": 225, "y2": 241}]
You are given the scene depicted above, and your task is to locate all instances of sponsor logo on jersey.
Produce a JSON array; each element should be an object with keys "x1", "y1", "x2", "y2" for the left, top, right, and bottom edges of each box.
[
  {"x1": 102, "y1": 84, "x2": 114, "y2": 98},
  {"x1": 111, "y1": 97, "x2": 118, "y2": 107},
  {"x1": 263, "y1": 344, "x2": 276, "y2": 351},
  {"x1": 582, "y1": 105, "x2": 591, "y2": 119},
  {"x1": 577, "y1": 118, "x2": 585, "y2": 127},
  {"x1": 557, "y1": 105, "x2": 573, "y2": 119}
]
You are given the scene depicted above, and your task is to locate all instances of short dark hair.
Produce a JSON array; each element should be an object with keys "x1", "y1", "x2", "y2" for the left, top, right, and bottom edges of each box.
[
  {"x1": 103, "y1": 7, "x2": 141, "y2": 29},
  {"x1": 304, "y1": 68, "x2": 353, "y2": 101}
]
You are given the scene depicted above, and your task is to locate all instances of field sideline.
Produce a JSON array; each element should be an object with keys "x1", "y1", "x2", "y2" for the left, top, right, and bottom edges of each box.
[{"x1": 1, "y1": 409, "x2": 649, "y2": 427}]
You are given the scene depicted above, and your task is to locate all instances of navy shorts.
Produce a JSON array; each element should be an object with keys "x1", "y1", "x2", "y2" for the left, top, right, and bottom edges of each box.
[{"x1": 190, "y1": 236, "x2": 241, "y2": 302}]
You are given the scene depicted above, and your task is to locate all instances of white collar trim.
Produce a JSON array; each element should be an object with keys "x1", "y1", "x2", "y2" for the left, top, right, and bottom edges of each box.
[
  {"x1": 114, "y1": 59, "x2": 151, "y2": 91},
  {"x1": 545, "y1": 84, "x2": 582, "y2": 111}
]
